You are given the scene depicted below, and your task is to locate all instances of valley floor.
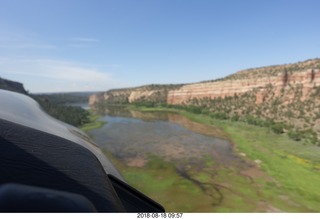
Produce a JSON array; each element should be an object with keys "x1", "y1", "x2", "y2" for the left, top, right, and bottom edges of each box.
[
  {"x1": 122, "y1": 106, "x2": 320, "y2": 212},
  {"x1": 88, "y1": 105, "x2": 320, "y2": 212}
]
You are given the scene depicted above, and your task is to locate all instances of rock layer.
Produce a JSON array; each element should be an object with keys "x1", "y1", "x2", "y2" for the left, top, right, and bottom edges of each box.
[
  {"x1": 89, "y1": 61, "x2": 320, "y2": 107},
  {"x1": 167, "y1": 69, "x2": 320, "y2": 105},
  {"x1": 89, "y1": 84, "x2": 182, "y2": 107}
]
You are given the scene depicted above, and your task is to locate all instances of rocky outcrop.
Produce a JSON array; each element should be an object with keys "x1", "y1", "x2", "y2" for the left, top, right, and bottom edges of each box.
[
  {"x1": 0, "y1": 77, "x2": 28, "y2": 94},
  {"x1": 90, "y1": 59, "x2": 320, "y2": 108},
  {"x1": 89, "y1": 84, "x2": 182, "y2": 107},
  {"x1": 167, "y1": 69, "x2": 320, "y2": 105},
  {"x1": 89, "y1": 92, "x2": 105, "y2": 106}
]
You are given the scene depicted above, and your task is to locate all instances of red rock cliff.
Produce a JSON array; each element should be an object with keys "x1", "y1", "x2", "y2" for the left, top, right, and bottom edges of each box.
[
  {"x1": 89, "y1": 59, "x2": 320, "y2": 108},
  {"x1": 167, "y1": 69, "x2": 320, "y2": 105}
]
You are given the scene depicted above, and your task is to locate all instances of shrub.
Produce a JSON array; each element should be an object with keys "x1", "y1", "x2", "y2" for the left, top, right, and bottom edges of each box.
[
  {"x1": 271, "y1": 123, "x2": 285, "y2": 134},
  {"x1": 210, "y1": 112, "x2": 229, "y2": 120},
  {"x1": 288, "y1": 131, "x2": 302, "y2": 141}
]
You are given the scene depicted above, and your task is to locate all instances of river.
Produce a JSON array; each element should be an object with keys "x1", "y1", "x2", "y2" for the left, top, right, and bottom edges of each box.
[
  {"x1": 88, "y1": 106, "x2": 272, "y2": 212},
  {"x1": 67, "y1": 102, "x2": 90, "y2": 110}
]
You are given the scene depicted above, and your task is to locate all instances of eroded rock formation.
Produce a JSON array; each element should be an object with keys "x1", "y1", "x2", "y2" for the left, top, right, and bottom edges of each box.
[
  {"x1": 167, "y1": 69, "x2": 320, "y2": 105},
  {"x1": 89, "y1": 84, "x2": 182, "y2": 107},
  {"x1": 90, "y1": 59, "x2": 320, "y2": 108}
]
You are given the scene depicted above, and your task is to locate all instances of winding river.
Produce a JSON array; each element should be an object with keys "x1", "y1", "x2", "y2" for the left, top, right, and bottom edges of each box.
[{"x1": 88, "y1": 106, "x2": 272, "y2": 212}]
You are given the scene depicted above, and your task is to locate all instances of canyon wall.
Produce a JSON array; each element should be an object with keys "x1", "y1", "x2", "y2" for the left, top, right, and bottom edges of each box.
[
  {"x1": 90, "y1": 67, "x2": 320, "y2": 108},
  {"x1": 167, "y1": 69, "x2": 320, "y2": 105},
  {"x1": 89, "y1": 84, "x2": 182, "y2": 107},
  {"x1": 89, "y1": 58, "x2": 320, "y2": 141}
]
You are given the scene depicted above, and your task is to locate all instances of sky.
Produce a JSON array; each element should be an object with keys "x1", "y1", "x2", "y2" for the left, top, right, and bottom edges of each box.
[{"x1": 0, "y1": 0, "x2": 320, "y2": 93}]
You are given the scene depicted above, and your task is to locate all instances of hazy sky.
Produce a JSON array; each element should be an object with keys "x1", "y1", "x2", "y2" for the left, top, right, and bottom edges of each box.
[{"x1": 0, "y1": 0, "x2": 319, "y2": 93}]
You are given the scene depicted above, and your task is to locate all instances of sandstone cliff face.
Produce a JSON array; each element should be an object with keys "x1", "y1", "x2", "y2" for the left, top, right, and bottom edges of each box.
[
  {"x1": 90, "y1": 59, "x2": 320, "y2": 108},
  {"x1": 167, "y1": 69, "x2": 320, "y2": 105},
  {"x1": 89, "y1": 84, "x2": 182, "y2": 107},
  {"x1": 0, "y1": 77, "x2": 28, "y2": 94}
]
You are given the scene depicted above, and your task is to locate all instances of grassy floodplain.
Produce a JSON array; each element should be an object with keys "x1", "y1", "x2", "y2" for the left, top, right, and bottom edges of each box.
[
  {"x1": 110, "y1": 105, "x2": 320, "y2": 212},
  {"x1": 80, "y1": 111, "x2": 106, "y2": 132}
]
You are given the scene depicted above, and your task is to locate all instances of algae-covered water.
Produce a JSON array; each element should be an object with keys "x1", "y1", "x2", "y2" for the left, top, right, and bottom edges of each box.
[{"x1": 87, "y1": 106, "x2": 294, "y2": 212}]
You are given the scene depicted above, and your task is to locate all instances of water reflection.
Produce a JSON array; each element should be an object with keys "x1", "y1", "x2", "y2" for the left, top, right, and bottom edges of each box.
[
  {"x1": 89, "y1": 106, "x2": 256, "y2": 171},
  {"x1": 93, "y1": 108, "x2": 219, "y2": 162},
  {"x1": 88, "y1": 106, "x2": 270, "y2": 211}
]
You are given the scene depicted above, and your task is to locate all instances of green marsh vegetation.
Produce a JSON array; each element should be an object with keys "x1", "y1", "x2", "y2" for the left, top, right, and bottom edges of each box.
[
  {"x1": 80, "y1": 112, "x2": 106, "y2": 132},
  {"x1": 103, "y1": 105, "x2": 320, "y2": 212}
]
